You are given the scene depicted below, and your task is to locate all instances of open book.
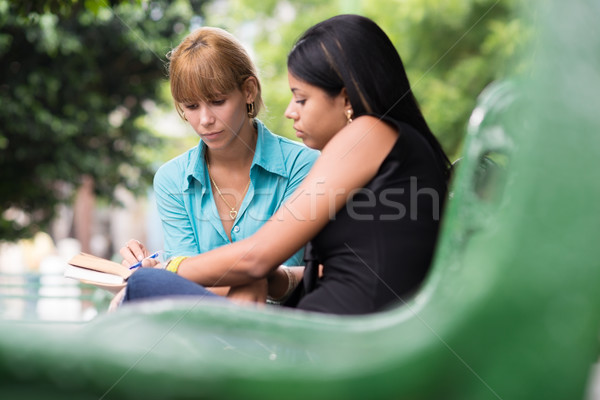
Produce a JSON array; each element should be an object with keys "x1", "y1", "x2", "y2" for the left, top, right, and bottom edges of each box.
[{"x1": 64, "y1": 253, "x2": 133, "y2": 293}]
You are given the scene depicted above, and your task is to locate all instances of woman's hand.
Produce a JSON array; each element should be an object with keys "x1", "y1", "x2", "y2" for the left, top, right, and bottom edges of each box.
[
  {"x1": 120, "y1": 239, "x2": 160, "y2": 268},
  {"x1": 226, "y1": 279, "x2": 268, "y2": 306}
]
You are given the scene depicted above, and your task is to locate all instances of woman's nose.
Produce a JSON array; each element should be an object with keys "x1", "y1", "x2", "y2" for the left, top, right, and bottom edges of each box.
[
  {"x1": 199, "y1": 105, "x2": 215, "y2": 126},
  {"x1": 284, "y1": 101, "x2": 298, "y2": 120}
]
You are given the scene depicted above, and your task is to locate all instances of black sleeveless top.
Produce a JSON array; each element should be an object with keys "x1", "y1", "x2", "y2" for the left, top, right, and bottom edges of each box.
[{"x1": 285, "y1": 118, "x2": 448, "y2": 315}]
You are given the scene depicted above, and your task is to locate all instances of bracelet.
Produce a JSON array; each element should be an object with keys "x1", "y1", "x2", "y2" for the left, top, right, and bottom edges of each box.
[
  {"x1": 165, "y1": 256, "x2": 188, "y2": 274},
  {"x1": 282, "y1": 267, "x2": 297, "y2": 298},
  {"x1": 268, "y1": 266, "x2": 297, "y2": 303}
]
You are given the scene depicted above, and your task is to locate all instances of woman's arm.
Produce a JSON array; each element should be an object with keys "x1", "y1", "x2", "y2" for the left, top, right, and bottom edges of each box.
[
  {"x1": 279, "y1": 147, "x2": 319, "y2": 266},
  {"x1": 225, "y1": 266, "x2": 303, "y2": 304},
  {"x1": 267, "y1": 266, "x2": 304, "y2": 300},
  {"x1": 176, "y1": 116, "x2": 398, "y2": 286}
]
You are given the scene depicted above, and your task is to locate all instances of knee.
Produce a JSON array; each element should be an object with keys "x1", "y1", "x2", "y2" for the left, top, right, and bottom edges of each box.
[{"x1": 124, "y1": 268, "x2": 168, "y2": 301}]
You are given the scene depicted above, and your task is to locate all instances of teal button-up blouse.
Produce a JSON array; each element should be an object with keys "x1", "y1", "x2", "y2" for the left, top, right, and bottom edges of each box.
[{"x1": 154, "y1": 120, "x2": 319, "y2": 265}]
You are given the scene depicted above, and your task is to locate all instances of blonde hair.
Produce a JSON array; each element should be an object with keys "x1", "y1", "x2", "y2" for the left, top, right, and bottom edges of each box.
[{"x1": 167, "y1": 27, "x2": 263, "y2": 119}]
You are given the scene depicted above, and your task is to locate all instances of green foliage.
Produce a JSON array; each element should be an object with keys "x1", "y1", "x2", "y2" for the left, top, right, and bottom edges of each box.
[
  {"x1": 204, "y1": 0, "x2": 529, "y2": 160},
  {"x1": 0, "y1": 0, "x2": 205, "y2": 241},
  {"x1": 374, "y1": 0, "x2": 530, "y2": 158},
  {"x1": 0, "y1": 0, "x2": 531, "y2": 241}
]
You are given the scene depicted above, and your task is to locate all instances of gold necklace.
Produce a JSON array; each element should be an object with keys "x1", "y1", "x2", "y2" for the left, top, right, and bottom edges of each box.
[{"x1": 206, "y1": 162, "x2": 251, "y2": 220}]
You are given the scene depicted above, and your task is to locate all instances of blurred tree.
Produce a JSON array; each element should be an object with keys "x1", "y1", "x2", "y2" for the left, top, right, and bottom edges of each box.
[
  {"x1": 204, "y1": 0, "x2": 530, "y2": 160},
  {"x1": 0, "y1": 0, "x2": 206, "y2": 241},
  {"x1": 373, "y1": 0, "x2": 530, "y2": 157}
]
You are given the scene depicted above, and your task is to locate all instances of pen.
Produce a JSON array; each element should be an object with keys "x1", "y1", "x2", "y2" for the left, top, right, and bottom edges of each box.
[{"x1": 129, "y1": 251, "x2": 161, "y2": 270}]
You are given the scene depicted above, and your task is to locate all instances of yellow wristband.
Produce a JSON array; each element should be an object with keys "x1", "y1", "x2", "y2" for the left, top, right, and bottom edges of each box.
[{"x1": 166, "y1": 256, "x2": 188, "y2": 274}]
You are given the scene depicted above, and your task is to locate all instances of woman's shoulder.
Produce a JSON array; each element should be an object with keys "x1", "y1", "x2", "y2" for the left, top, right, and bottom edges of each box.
[
  {"x1": 359, "y1": 114, "x2": 416, "y2": 136},
  {"x1": 369, "y1": 116, "x2": 449, "y2": 182},
  {"x1": 333, "y1": 115, "x2": 399, "y2": 151},
  {"x1": 316, "y1": 115, "x2": 399, "y2": 183},
  {"x1": 358, "y1": 115, "x2": 429, "y2": 153}
]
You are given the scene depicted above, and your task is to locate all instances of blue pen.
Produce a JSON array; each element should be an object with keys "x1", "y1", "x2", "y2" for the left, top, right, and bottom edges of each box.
[{"x1": 129, "y1": 251, "x2": 162, "y2": 270}]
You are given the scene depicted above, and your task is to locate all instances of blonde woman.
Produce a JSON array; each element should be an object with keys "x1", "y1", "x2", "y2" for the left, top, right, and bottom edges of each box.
[{"x1": 120, "y1": 28, "x2": 318, "y2": 289}]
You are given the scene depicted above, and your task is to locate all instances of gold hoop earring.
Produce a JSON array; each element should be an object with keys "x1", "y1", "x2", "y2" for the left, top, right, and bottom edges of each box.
[
  {"x1": 246, "y1": 102, "x2": 255, "y2": 118},
  {"x1": 345, "y1": 109, "x2": 353, "y2": 124}
]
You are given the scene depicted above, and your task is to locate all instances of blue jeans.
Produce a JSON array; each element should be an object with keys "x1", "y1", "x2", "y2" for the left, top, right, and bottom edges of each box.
[{"x1": 123, "y1": 268, "x2": 225, "y2": 303}]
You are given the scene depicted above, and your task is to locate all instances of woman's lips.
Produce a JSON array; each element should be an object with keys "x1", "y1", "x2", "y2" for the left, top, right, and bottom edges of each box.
[{"x1": 201, "y1": 130, "x2": 223, "y2": 140}]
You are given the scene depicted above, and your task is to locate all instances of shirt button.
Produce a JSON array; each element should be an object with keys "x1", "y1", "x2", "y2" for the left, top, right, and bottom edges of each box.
[{"x1": 233, "y1": 226, "x2": 240, "y2": 233}]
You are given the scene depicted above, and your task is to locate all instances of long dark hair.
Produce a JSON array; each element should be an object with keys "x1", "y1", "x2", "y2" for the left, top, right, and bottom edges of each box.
[{"x1": 287, "y1": 14, "x2": 451, "y2": 178}]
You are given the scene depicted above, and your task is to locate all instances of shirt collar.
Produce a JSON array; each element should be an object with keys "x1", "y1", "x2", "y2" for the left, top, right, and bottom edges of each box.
[
  {"x1": 183, "y1": 119, "x2": 287, "y2": 191},
  {"x1": 183, "y1": 141, "x2": 208, "y2": 191},
  {"x1": 252, "y1": 119, "x2": 287, "y2": 177}
]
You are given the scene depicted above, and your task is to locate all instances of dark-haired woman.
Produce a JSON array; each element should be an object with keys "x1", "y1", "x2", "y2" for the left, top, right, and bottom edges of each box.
[{"x1": 120, "y1": 15, "x2": 451, "y2": 315}]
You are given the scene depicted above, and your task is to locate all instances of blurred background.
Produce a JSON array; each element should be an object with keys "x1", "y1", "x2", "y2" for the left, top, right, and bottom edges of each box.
[{"x1": 0, "y1": 0, "x2": 527, "y2": 320}]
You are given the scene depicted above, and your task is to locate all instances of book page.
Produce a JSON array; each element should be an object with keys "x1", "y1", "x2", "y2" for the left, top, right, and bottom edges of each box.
[
  {"x1": 68, "y1": 253, "x2": 132, "y2": 279},
  {"x1": 64, "y1": 265, "x2": 125, "y2": 285}
]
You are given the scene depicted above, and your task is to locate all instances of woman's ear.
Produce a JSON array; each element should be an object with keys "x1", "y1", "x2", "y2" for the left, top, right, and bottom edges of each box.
[
  {"x1": 340, "y1": 88, "x2": 351, "y2": 107},
  {"x1": 242, "y1": 77, "x2": 258, "y2": 103},
  {"x1": 340, "y1": 87, "x2": 352, "y2": 113}
]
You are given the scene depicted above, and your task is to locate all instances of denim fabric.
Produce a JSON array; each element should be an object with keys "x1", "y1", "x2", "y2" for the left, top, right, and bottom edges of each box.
[{"x1": 123, "y1": 268, "x2": 224, "y2": 303}]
